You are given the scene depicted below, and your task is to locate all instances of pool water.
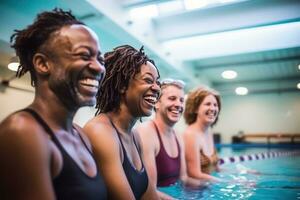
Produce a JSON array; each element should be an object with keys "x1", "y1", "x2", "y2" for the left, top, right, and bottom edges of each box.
[{"x1": 159, "y1": 148, "x2": 300, "y2": 200}]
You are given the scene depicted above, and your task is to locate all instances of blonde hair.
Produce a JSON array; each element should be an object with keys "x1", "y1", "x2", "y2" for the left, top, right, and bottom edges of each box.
[{"x1": 159, "y1": 78, "x2": 185, "y2": 99}]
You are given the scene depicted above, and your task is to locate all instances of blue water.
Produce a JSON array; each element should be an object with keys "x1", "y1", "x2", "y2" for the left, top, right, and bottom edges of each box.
[{"x1": 159, "y1": 148, "x2": 300, "y2": 200}]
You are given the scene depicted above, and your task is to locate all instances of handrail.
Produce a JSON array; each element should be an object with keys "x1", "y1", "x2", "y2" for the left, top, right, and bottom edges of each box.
[{"x1": 241, "y1": 133, "x2": 300, "y2": 144}]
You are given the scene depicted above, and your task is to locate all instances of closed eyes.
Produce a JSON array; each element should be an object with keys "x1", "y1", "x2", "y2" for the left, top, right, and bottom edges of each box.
[
  {"x1": 97, "y1": 54, "x2": 104, "y2": 65},
  {"x1": 75, "y1": 51, "x2": 104, "y2": 65},
  {"x1": 144, "y1": 77, "x2": 154, "y2": 84}
]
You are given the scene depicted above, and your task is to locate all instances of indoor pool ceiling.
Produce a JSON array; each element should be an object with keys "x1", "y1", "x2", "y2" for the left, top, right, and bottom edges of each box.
[{"x1": 0, "y1": 0, "x2": 299, "y2": 95}]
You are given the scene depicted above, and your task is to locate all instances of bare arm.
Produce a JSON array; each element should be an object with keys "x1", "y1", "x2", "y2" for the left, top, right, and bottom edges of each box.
[
  {"x1": 183, "y1": 131, "x2": 220, "y2": 182},
  {"x1": 134, "y1": 127, "x2": 161, "y2": 200},
  {"x1": 0, "y1": 114, "x2": 55, "y2": 200},
  {"x1": 84, "y1": 119, "x2": 136, "y2": 200},
  {"x1": 136, "y1": 125, "x2": 158, "y2": 188},
  {"x1": 176, "y1": 132, "x2": 206, "y2": 187}
]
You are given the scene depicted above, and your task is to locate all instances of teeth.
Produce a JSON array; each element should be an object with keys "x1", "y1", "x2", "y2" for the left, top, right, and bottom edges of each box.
[
  {"x1": 206, "y1": 110, "x2": 216, "y2": 115},
  {"x1": 171, "y1": 110, "x2": 183, "y2": 115},
  {"x1": 170, "y1": 108, "x2": 182, "y2": 114},
  {"x1": 81, "y1": 78, "x2": 99, "y2": 87},
  {"x1": 144, "y1": 96, "x2": 157, "y2": 104},
  {"x1": 207, "y1": 114, "x2": 215, "y2": 118}
]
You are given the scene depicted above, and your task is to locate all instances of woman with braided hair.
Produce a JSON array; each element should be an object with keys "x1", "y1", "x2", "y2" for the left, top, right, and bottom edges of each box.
[{"x1": 84, "y1": 45, "x2": 160, "y2": 200}]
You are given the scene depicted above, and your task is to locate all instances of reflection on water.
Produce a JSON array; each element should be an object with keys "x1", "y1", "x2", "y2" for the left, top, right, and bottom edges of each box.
[
  {"x1": 158, "y1": 151, "x2": 300, "y2": 200},
  {"x1": 159, "y1": 178, "x2": 257, "y2": 200}
]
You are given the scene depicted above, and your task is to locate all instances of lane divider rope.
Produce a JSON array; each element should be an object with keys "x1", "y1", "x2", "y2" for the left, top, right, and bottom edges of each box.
[{"x1": 218, "y1": 151, "x2": 300, "y2": 165}]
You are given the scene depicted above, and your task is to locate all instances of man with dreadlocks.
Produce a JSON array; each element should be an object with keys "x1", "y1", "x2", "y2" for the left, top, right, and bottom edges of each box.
[
  {"x1": 0, "y1": 9, "x2": 107, "y2": 199},
  {"x1": 84, "y1": 45, "x2": 160, "y2": 200}
]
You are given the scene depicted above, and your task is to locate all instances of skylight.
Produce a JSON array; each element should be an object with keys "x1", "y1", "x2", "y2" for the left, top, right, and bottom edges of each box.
[
  {"x1": 128, "y1": 0, "x2": 246, "y2": 19},
  {"x1": 157, "y1": 0, "x2": 184, "y2": 15},
  {"x1": 184, "y1": 0, "x2": 210, "y2": 10},
  {"x1": 163, "y1": 21, "x2": 300, "y2": 60},
  {"x1": 129, "y1": 4, "x2": 158, "y2": 19},
  {"x1": 183, "y1": 0, "x2": 245, "y2": 11}
]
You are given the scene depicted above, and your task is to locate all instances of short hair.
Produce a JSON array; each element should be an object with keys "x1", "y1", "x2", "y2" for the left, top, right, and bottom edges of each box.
[
  {"x1": 184, "y1": 86, "x2": 221, "y2": 126},
  {"x1": 10, "y1": 8, "x2": 84, "y2": 86},
  {"x1": 154, "y1": 78, "x2": 185, "y2": 112},
  {"x1": 159, "y1": 78, "x2": 185, "y2": 99},
  {"x1": 95, "y1": 45, "x2": 158, "y2": 114}
]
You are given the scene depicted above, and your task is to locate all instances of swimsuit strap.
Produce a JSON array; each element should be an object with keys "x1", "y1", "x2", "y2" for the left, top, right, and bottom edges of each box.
[
  {"x1": 22, "y1": 108, "x2": 56, "y2": 139},
  {"x1": 107, "y1": 115, "x2": 144, "y2": 167},
  {"x1": 22, "y1": 108, "x2": 93, "y2": 156},
  {"x1": 152, "y1": 120, "x2": 180, "y2": 156},
  {"x1": 106, "y1": 115, "x2": 126, "y2": 151},
  {"x1": 152, "y1": 120, "x2": 164, "y2": 145}
]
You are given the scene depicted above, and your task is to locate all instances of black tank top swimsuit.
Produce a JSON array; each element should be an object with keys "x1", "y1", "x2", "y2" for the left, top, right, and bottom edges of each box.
[
  {"x1": 22, "y1": 108, "x2": 107, "y2": 200},
  {"x1": 109, "y1": 118, "x2": 148, "y2": 200}
]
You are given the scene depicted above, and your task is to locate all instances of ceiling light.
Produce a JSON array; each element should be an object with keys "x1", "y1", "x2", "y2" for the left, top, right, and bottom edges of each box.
[
  {"x1": 129, "y1": 5, "x2": 158, "y2": 19},
  {"x1": 298, "y1": 64, "x2": 300, "y2": 70},
  {"x1": 235, "y1": 87, "x2": 248, "y2": 95},
  {"x1": 8, "y1": 56, "x2": 20, "y2": 71},
  {"x1": 222, "y1": 70, "x2": 237, "y2": 79},
  {"x1": 297, "y1": 83, "x2": 300, "y2": 89}
]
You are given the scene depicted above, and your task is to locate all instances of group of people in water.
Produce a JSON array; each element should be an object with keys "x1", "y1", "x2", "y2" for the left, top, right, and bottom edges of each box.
[{"x1": 0, "y1": 9, "x2": 222, "y2": 200}]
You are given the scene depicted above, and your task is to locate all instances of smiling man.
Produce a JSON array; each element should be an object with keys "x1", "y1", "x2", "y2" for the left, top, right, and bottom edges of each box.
[
  {"x1": 136, "y1": 79, "x2": 204, "y2": 200},
  {"x1": 0, "y1": 9, "x2": 107, "y2": 200}
]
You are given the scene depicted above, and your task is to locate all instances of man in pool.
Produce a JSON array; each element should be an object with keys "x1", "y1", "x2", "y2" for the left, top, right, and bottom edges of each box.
[
  {"x1": 136, "y1": 78, "x2": 204, "y2": 199},
  {"x1": 0, "y1": 8, "x2": 107, "y2": 199}
]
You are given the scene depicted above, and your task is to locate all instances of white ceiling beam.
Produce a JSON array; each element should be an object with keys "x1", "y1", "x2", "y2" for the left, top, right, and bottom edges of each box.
[
  {"x1": 154, "y1": 0, "x2": 300, "y2": 41},
  {"x1": 163, "y1": 21, "x2": 300, "y2": 60}
]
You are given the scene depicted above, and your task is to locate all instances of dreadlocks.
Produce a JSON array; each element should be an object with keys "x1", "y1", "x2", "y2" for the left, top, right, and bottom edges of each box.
[
  {"x1": 10, "y1": 8, "x2": 84, "y2": 86},
  {"x1": 95, "y1": 45, "x2": 157, "y2": 114}
]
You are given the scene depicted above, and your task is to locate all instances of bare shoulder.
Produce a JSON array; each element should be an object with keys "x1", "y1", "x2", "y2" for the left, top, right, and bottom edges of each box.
[
  {"x1": 0, "y1": 111, "x2": 51, "y2": 168},
  {"x1": 0, "y1": 111, "x2": 49, "y2": 142},
  {"x1": 83, "y1": 114, "x2": 115, "y2": 137},
  {"x1": 182, "y1": 126, "x2": 196, "y2": 138},
  {"x1": 133, "y1": 122, "x2": 154, "y2": 142},
  {"x1": 134, "y1": 120, "x2": 158, "y2": 154},
  {"x1": 135, "y1": 120, "x2": 156, "y2": 138},
  {"x1": 0, "y1": 111, "x2": 54, "y2": 199},
  {"x1": 182, "y1": 126, "x2": 199, "y2": 146},
  {"x1": 175, "y1": 130, "x2": 184, "y2": 147},
  {"x1": 83, "y1": 115, "x2": 120, "y2": 158}
]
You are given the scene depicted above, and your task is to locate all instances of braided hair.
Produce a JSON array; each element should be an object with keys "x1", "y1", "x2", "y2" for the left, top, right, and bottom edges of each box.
[
  {"x1": 10, "y1": 8, "x2": 84, "y2": 86},
  {"x1": 95, "y1": 45, "x2": 158, "y2": 115}
]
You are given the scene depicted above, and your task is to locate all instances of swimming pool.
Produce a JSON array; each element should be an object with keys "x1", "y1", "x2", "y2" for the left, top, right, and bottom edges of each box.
[{"x1": 159, "y1": 147, "x2": 300, "y2": 200}]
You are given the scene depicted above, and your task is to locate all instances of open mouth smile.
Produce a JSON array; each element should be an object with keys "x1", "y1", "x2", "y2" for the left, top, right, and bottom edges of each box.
[
  {"x1": 144, "y1": 95, "x2": 158, "y2": 107},
  {"x1": 79, "y1": 77, "x2": 100, "y2": 93}
]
